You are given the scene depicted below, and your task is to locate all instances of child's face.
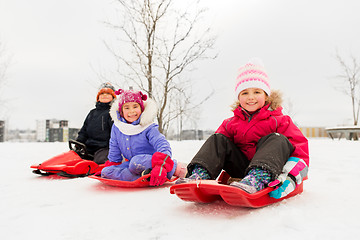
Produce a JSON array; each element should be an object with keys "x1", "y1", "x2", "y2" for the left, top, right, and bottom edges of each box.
[
  {"x1": 122, "y1": 102, "x2": 142, "y2": 123},
  {"x1": 238, "y1": 88, "x2": 267, "y2": 113},
  {"x1": 98, "y1": 93, "x2": 113, "y2": 103}
]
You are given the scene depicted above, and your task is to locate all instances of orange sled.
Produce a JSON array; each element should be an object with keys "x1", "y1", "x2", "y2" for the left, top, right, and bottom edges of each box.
[
  {"x1": 170, "y1": 171, "x2": 303, "y2": 208},
  {"x1": 30, "y1": 140, "x2": 104, "y2": 178}
]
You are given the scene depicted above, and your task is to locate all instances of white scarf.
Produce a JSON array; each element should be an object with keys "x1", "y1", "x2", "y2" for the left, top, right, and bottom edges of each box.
[{"x1": 110, "y1": 97, "x2": 158, "y2": 136}]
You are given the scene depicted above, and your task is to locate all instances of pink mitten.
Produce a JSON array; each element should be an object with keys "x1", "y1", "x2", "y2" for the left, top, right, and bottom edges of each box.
[
  {"x1": 150, "y1": 152, "x2": 174, "y2": 186},
  {"x1": 269, "y1": 157, "x2": 308, "y2": 199}
]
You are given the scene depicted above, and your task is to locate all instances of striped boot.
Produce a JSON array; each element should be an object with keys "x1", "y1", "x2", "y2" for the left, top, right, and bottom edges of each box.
[{"x1": 230, "y1": 168, "x2": 272, "y2": 194}]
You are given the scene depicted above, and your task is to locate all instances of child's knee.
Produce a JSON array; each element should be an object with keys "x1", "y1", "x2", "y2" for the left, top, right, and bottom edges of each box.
[
  {"x1": 129, "y1": 154, "x2": 152, "y2": 174},
  {"x1": 258, "y1": 133, "x2": 294, "y2": 151}
]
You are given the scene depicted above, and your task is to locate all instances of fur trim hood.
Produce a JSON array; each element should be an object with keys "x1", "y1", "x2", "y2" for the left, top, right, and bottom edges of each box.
[
  {"x1": 231, "y1": 89, "x2": 283, "y2": 111},
  {"x1": 109, "y1": 97, "x2": 158, "y2": 135}
]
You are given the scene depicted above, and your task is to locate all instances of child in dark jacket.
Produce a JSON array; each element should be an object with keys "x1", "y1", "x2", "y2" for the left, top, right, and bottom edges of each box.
[
  {"x1": 101, "y1": 89, "x2": 186, "y2": 186},
  {"x1": 176, "y1": 59, "x2": 309, "y2": 199},
  {"x1": 76, "y1": 83, "x2": 116, "y2": 164}
]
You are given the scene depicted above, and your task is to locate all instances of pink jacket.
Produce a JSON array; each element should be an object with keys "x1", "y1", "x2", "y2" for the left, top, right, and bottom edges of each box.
[{"x1": 216, "y1": 104, "x2": 309, "y2": 167}]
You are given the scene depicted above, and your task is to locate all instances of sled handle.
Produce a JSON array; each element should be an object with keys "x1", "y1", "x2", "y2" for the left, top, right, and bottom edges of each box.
[{"x1": 68, "y1": 140, "x2": 94, "y2": 159}]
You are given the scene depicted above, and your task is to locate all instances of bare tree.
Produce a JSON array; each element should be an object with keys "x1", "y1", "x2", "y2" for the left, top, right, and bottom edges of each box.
[
  {"x1": 335, "y1": 51, "x2": 360, "y2": 126},
  {"x1": 104, "y1": 0, "x2": 217, "y2": 135},
  {"x1": 0, "y1": 40, "x2": 11, "y2": 114},
  {"x1": 0, "y1": 42, "x2": 8, "y2": 92}
]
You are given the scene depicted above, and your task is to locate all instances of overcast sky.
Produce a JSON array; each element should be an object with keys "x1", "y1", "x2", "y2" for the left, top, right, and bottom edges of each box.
[{"x1": 1, "y1": 0, "x2": 360, "y2": 131}]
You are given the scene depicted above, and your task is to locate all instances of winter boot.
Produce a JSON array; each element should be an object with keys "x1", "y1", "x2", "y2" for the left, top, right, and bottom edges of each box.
[
  {"x1": 175, "y1": 164, "x2": 211, "y2": 184},
  {"x1": 141, "y1": 168, "x2": 152, "y2": 182},
  {"x1": 230, "y1": 167, "x2": 272, "y2": 194}
]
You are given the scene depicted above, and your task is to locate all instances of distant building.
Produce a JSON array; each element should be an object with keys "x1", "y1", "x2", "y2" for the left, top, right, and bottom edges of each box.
[
  {"x1": 0, "y1": 120, "x2": 5, "y2": 142},
  {"x1": 36, "y1": 119, "x2": 79, "y2": 142},
  {"x1": 36, "y1": 120, "x2": 47, "y2": 142},
  {"x1": 6, "y1": 129, "x2": 36, "y2": 142},
  {"x1": 299, "y1": 127, "x2": 327, "y2": 138}
]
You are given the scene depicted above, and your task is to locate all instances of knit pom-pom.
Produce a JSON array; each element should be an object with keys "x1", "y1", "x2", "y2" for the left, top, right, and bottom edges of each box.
[
  {"x1": 140, "y1": 91, "x2": 148, "y2": 101},
  {"x1": 115, "y1": 89, "x2": 124, "y2": 95}
]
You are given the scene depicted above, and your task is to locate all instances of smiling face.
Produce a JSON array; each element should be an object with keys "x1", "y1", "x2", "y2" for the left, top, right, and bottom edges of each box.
[
  {"x1": 98, "y1": 93, "x2": 114, "y2": 103},
  {"x1": 238, "y1": 88, "x2": 268, "y2": 113},
  {"x1": 122, "y1": 102, "x2": 142, "y2": 123}
]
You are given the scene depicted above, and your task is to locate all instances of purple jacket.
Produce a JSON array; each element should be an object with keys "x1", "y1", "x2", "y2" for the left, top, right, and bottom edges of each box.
[{"x1": 108, "y1": 98, "x2": 171, "y2": 163}]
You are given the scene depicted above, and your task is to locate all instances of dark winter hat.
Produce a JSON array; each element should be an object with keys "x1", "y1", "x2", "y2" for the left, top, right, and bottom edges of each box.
[
  {"x1": 96, "y1": 82, "x2": 116, "y2": 101},
  {"x1": 115, "y1": 89, "x2": 148, "y2": 115},
  {"x1": 235, "y1": 58, "x2": 271, "y2": 98}
]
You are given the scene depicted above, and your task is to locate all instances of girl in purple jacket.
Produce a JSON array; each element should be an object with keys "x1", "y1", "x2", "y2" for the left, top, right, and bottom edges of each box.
[
  {"x1": 101, "y1": 89, "x2": 186, "y2": 186},
  {"x1": 176, "y1": 59, "x2": 309, "y2": 199}
]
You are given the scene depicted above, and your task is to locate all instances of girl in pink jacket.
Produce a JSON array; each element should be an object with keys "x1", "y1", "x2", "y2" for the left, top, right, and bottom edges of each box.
[{"x1": 176, "y1": 59, "x2": 309, "y2": 199}]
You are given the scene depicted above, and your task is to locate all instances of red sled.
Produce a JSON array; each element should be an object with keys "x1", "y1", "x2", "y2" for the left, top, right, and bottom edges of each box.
[
  {"x1": 89, "y1": 174, "x2": 178, "y2": 188},
  {"x1": 170, "y1": 171, "x2": 303, "y2": 208},
  {"x1": 30, "y1": 140, "x2": 104, "y2": 178}
]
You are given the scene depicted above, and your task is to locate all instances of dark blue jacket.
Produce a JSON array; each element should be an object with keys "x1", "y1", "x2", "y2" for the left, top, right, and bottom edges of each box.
[{"x1": 76, "y1": 102, "x2": 113, "y2": 154}]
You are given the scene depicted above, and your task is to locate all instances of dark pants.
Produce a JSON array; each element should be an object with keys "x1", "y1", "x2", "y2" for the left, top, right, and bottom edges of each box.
[
  {"x1": 188, "y1": 133, "x2": 294, "y2": 180},
  {"x1": 93, "y1": 148, "x2": 109, "y2": 164}
]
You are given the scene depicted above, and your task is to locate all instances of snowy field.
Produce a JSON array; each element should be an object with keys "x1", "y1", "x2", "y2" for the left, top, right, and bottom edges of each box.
[{"x1": 1, "y1": 139, "x2": 359, "y2": 240}]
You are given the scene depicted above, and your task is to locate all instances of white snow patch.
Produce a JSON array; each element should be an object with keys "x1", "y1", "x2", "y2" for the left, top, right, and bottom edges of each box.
[{"x1": 0, "y1": 139, "x2": 359, "y2": 239}]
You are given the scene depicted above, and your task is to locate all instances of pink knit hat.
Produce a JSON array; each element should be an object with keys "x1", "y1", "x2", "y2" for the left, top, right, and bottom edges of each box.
[
  {"x1": 115, "y1": 89, "x2": 148, "y2": 115},
  {"x1": 235, "y1": 58, "x2": 271, "y2": 98}
]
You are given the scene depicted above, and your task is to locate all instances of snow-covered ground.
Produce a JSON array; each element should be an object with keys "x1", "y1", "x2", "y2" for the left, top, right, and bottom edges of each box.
[{"x1": 1, "y1": 139, "x2": 359, "y2": 240}]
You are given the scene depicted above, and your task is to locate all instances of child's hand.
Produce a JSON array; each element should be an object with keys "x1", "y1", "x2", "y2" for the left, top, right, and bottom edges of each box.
[
  {"x1": 150, "y1": 152, "x2": 174, "y2": 186},
  {"x1": 269, "y1": 174, "x2": 296, "y2": 199}
]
